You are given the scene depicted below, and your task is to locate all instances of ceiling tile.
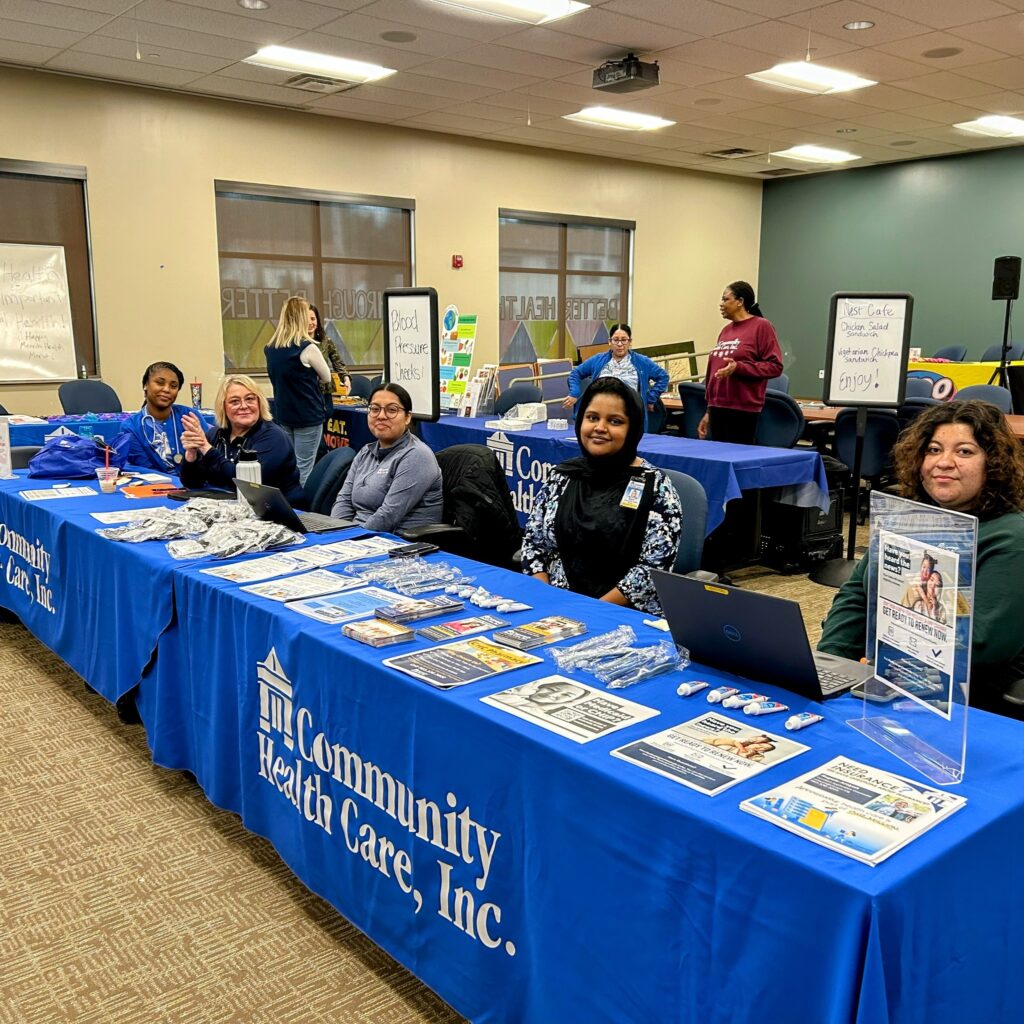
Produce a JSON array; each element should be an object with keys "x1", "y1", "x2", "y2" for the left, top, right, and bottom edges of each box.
[
  {"x1": 713, "y1": 20, "x2": 856, "y2": 61},
  {"x1": 315, "y1": 10, "x2": 477, "y2": 57},
  {"x1": 302, "y1": 92, "x2": 428, "y2": 119},
  {"x1": 378, "y1": 70, "x2": 499, "y2": 100},
  {"x1": 949, "y1": 13, "x2": 1024, "y2": 56},
  {"x1": 0, "y1": 0, "x2": 111, "y2": 32},
  {"x1": 494, "y1": 25, "x2": 633, "y2": 64},
  {"x1": 732, "y1": 102, "x2": 833, "y2": 127},
  {"x1": 279, "y1": 32, "x2": 436, "y2": 70},
  {"x1": 441, "y1": 42, "x2": 591, "y2": 79},
  {"x1": 99, "y1": 19, "x2": 257, "y2": 59},
  {"x1": 817, "y1": 48, "x2": 933, "y2": 82},
  {"x1": 0, "y1": 37, "x2": 59, "y2": 62},
  {"x1": 47, "y1": 49, "x2": 202, "y2": 85},
  {"x1": 354, "y1": 0, "x2": 526, "y2": 42},
  {"x1": 851, "y1": 84, "x2": 934, "y2": 111},
  {"x1": 603, "y1": 0, "x2": 767, "y2": 36},
  {"x1": 397, "y1": 109, "x2": 510, "y2": 134},
  {"x1": 861, "y1": 0, "x2": 1018, "y2": 31},
  {"x1": 169, "y1": 0, "x2": 342, "y2": 30},
  {"x1": 850, "y1": 110, "x2": 956, "y2": 131},
  {"x1": 784, "y1": 2, "x2": 931, "y2": 45},
  {"x1": 412, "y1": 56, "x2": 541, "y2": 91},
  {"x1": 654, "y1": 37, "x2": 781, "y2": 74},
  {"x1": 876, "y1": 30, "x2": 1011, "y2": 68},
  {"x1": 965, "y1": 89, "x2": 1024, "y2": 114},
  {"x1": 958, "y1": 57, "x2": 1024, "y2": 89},
  {"x1": 889, "y1": 71, "x2": 1001, "y2": 100},
  {"x1": 70, "y1": 33, "x2": 231, "y2": 73},
  {"x1": 130, "y1": 0, "x2": 301, "y2": 43},
  {"x1": 543, "y1": 7, "x2": 697, "y2": 52},
  {"x1": 488, "y1": 89, "x2": 581, "y2": 115},
  {"x1": 0, "y1": 16, "x2": 84, "y2": 47},
  {"x1": 185, "y1": 70, "x2": 314, "y2": 103},
  {"x1": 329, "y1": 81, "x2": 455, "y2": 109}
]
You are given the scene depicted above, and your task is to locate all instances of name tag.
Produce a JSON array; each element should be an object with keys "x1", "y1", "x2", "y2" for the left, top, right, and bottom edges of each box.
[{"x1": 620, "y1": 479, "x2": 644, "y2": 510}]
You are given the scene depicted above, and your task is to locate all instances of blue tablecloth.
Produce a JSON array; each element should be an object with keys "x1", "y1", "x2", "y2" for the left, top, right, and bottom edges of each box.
[
  {"x1": 421, "y1": 417, "x2": 830, "y2": 535},
  {"x1": 9, "y1": 414, "x2": 131, "y2": 446},
  {"x1": 3, "y1": 480, "x2": 1023, "y2": 1024}
]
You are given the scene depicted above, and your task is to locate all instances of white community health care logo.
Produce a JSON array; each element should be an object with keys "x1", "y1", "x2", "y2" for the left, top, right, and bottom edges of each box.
[
  {"x1": 257, "y1": 646, "x2": 294, "y2": 750},
  {"x1": 486, "y1": 431, "x2": 514, "y2": 477}
]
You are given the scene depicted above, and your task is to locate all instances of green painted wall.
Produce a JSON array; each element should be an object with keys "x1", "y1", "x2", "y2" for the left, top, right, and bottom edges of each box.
[{"x1": 758, "y1": 145, "x2": 1024, "y2": 397}]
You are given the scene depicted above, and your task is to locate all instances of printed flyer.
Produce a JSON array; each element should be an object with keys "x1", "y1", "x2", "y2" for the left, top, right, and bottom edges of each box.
[
  {"x1": 741, "y1": 755, "x2": 966, "y2": 865},
  {"x1": 611, "y1": 712, "x2": 808, "y2": 796},
  {"x1": 383, "y1": 637, "x2": 540, "y2": 690}
]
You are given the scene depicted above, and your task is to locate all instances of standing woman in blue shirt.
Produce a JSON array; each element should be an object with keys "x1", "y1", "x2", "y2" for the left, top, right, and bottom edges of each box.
[
  {"x1": 563, "y1": 324, "x2": 669, "y2": 432},
  {"x1": 264, "y1": 296, "x2": 331, "y2": 485},
  {"x1": 123, "y1": 361, "x2": 193, "y2": 471}
]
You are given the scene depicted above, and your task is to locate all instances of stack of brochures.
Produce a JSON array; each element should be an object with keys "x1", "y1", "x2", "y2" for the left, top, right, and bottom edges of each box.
[
  {"x1": 417, "y1": 614, "x2": 509, "y2": 642},
  {"x1": 342, "y1": 619, "x2": 416, "y2": 647},
  {"x1": 376, "y1": 595, "x2": 465, "y2": 623},
  {"x1": 492, "y1": 616, "x2": 587, "y2": 650},
  {"x1": 740, "y1": 755, "x2": 966, "y2": 865}
]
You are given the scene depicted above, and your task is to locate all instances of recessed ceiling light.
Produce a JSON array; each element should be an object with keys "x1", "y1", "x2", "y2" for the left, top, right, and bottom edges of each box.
[
  {"x1": 148, "y1": 52, "x2": 160, "y2": 58},
  {"x1": 243, "y1": 46, "x2": 396, "y2": 84},
  {"x1": 843, "y1": 20, "x2": 874, "y2": 31},
  {"x1": 747, "y1": 61, "x2": 876, "y2": 95},
  {"x1": 237, "y1": 0, "x2": 269, "y2": 9},
  {"x1": 953, "y1": 115, "x2": 1024, "y2": 138},
  {"x1": 922, "y1": 46, "x2": 962, "y2": 59},
  {"x1": 563, "y1": 106, "x2": 675, "y2": 131},
  {"x1": 380, "y1": 30, "x2": 418, "y2": 42},
  {"x1": 776, "y1": 144, "x2": 861, "y2": 164},
  {"x1": 428, "y1": 0, "x2": 588, "y2": 25}
]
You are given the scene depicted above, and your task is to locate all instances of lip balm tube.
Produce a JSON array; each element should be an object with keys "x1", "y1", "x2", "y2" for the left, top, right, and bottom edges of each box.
[
  {"x1": 785, "y1": 712, "x2": 824, "y2": 732},
  {"x1": 721, "y1": 692, "x2": 769, "y2": 709},
  {"x1": 706, "y1": 686, "x2": 739, "y2": 704},
  {"x1": 743, "y1": 700, "x2": 790, "y2": 716},
  {"x1": 676, "y1": 681, "x2": 710, "y2": 697}
]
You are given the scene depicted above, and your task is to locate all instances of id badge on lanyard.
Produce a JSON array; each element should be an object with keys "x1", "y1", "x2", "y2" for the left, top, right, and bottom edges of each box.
[{"x1": 620, "y1": 477, "x2": 644, "y2": 510}]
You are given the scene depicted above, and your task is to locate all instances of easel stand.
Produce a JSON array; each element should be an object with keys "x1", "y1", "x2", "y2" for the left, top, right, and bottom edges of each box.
[
  {"x1": 810, "y1": 406, "x2": 866, "y2": 589},
  {"x1": 988, "y1": 298, "x2": 1014, "y2": 387}
]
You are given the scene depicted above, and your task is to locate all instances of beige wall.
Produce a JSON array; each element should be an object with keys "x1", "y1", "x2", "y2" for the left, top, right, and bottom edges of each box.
[{"x1": 0, "y1": 65, "x2": 762, "y2": 415}]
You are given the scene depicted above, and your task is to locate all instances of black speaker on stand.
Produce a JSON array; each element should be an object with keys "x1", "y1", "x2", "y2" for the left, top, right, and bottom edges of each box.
[{"x1": 989, "y1": 256, "x2": 1020, "y2": 388}]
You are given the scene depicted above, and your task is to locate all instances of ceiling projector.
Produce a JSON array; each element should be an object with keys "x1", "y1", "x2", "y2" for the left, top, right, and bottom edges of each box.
[{"x1": 592, "y1": 54, "x2": 660, "y2": 93}]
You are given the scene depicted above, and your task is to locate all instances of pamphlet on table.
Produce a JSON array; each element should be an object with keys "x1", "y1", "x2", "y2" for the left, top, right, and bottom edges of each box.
[
  {"x1": 342, "y1": 618, "x2": 416, "y2": 647},
  {"x1": 482, "y1": 675, "x2": 659, "y2": 743},
  {"x1": 383, "y1": 637, "x2": 541, "y2": 690},
  {"x1": 611, "y1": 712, "x2": 808, "y2": 797},
  {"x1": 417, "y1": 614, "x2": 509, "y2": 642},
  {"x1": 21, "y1": 486, "x2": 96, "y2": 501},
  {"x1": 492, "y1": 616, "x2": 587, "y2": 650},
  {"x1": 290, "y1": 586, "x2": 403, "y2": 624},
  {"x1": 202, "y1": 552, "x2": 308, "y2": 584},
  {"x1": 241, "y1": 569, "x2": 364, "y2": 603},
  {"x1": 740, "y1": 755, "x2": 966, "y2": 865}
]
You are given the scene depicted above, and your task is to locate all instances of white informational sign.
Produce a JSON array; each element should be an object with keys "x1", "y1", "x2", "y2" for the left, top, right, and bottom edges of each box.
[
  {"x1": 0, "y1": 243, "x2": 78, "y2": 382},
  {"x1": 824, "y1": 292, "x2": 913, "y2": 407},
  {"x1": 383, "y1": 287, "x2": 439, "y2": 421},
  {"x1": 875, "y1": 530, "x2": 958, "y2": 718},
  {"x1": 0, "y1": 417, "x2": 13, "y2": 478}
]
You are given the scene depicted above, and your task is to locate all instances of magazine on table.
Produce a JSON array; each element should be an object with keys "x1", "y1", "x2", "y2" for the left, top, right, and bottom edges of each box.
[
  {"x1": 482, "y1": 675, "x2": 659, "y2": 743},
  {"x1": 383, "y1": 637, "x2": 542, "y2": 690},
  {"x1": 288, "y1": 586, "x2": 401, "y2": 624},
  {"x1": 342, "y1": 618, "x2": 416, "y2": 647},
  {"x1": 740, "y1": 755, "x2": 967, "y2": 865},
  {"x1": 201, "y1": 552, "x2": 304, "y2": 583},
  {"x1": 417, "y1": 614, "x2": 509, "y2": 642},
  {"x1": 611, "y1": 712, "x2": 809, "y2": 797},
  {"x1": 491, "y1": 616, "x2": 587, "y2": 650},
  {"x1": 376, "y1": 595, "x2": 465, "y2": 623},
  {"x1": 241, "y1": 569, "x2": 365, "y2": 603}
]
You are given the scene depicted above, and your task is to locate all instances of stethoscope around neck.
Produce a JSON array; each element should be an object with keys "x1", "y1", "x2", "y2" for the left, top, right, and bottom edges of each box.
[{"x1": 140, "y1": 404, "x2": 183, "y2": 464}]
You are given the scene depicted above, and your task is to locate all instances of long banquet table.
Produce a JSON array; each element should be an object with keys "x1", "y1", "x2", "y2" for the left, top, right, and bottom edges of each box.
[{"x1": 1, "y1": 473, "x2": 1023, "y2": 1024}]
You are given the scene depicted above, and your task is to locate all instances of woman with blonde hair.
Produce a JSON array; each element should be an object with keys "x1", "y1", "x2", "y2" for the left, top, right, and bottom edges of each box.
[
  {"x1": 180, "y1": 373, "x2": 304, "y2": 506},
  {"x1": 264, "y1": 295, "x2": 332, "y2": 485}
]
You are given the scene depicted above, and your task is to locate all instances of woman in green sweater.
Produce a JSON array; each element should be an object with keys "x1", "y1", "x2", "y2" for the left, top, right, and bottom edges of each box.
[{"x1": 818, "y1": 400, "x2": 1024, "y2": 718}]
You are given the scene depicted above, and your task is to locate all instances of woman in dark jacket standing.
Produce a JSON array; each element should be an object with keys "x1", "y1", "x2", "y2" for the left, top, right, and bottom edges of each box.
[{"x1": 264, "y1": 295, "x2": 331, "y2": 485}]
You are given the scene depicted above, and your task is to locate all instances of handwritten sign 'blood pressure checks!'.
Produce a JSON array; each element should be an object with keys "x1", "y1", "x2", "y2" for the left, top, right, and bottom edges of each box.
[
  {"x1": 824, "y1": 292, "x2": 914, "y2": 408},
  {"x1": 383, "y1": 288, "x2": 440, "y2": 421}
]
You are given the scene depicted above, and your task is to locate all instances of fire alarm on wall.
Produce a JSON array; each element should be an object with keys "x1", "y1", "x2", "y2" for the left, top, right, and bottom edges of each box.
[{"x1": 451, "y1": 254, "x2": 463, "y2": 269}]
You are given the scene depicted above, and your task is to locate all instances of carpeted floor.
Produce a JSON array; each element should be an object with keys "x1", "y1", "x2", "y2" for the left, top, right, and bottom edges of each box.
[{"x1": 0, "y1": 559, "x2": 853, "y2": 1024}]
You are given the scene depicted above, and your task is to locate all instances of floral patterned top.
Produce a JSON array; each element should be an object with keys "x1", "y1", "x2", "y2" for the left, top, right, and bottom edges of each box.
[{"x1": 521, "y1": 459, "x2": 683, "y2": 614}]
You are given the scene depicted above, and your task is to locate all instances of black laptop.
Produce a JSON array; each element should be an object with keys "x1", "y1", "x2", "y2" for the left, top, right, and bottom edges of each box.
[
  {"x1": 651, "y1": 569, "x2": 873, "y2": 701},
  {"x1": 234, "y1": 478, "x2": 357, "y2": 535}
]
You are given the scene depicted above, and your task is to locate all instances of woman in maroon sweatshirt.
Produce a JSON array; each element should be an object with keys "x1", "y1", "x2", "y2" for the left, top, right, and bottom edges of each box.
[{"x1": 698, "y1": 281, "x2": 784, "y2": 445}]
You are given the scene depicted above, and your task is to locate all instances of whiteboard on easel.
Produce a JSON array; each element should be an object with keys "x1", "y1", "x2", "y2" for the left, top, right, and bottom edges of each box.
[
  {"x1": 0, "y1": 243, "x2": 77, "y2": 382},
  {"x1": 383, "y1": 287, "x2": 440, "y2": 421},
  {"x1": 824, "y1": 292, "x2": 913, "y2": 408}
]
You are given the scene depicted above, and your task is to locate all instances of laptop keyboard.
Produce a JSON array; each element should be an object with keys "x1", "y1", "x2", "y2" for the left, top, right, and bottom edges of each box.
[
  {"x1": 297, "y1": 511, "x2": 355, "y2": 534},
  {"x1": 817, "y1": 667, "x2": 860, "y2": 695}
]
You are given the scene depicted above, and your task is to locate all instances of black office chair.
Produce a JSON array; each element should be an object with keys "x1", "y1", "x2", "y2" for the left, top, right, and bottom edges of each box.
[
  {"x1": 646, "y1": 397, "x2": 667, "y2": 435},
  {"x1": 980, "y1": 343, "x2": 1024, "y2": 363},
  {"x1": 368, "y1": 375, "x2": 383, "y2": 389},
  {"x1": 896, "y1": 395, "x2": 939, "y2": 432},
  {"x1": 956, "y1": 384, "x2": 1013, "y2": 413},
  {"x1": 766, "y1": 372, "x2": 790, "y2": 394},
  {"x1": 11, "y1": 446, "x2": 42, "y2": 470},
  {"x1": 833, "y1": 408, "x2": 901, "y2": 523},
  {"x1": 303, "y1": 447, "x2": 355, "y2": 515},
  {"x1": 58, "y1": 379, "x2": 122, "y2": 415},
  {"x1": 493, "y1": 383, "x2": 542, "y2": 416},
  {"x1": 347, "y1": 374, "x2": 375, "y2": 400},
  {"x1": 676, "y1": 382, "x2": 707, "y2": 440},
  {"x1": 399, "y1": 444, "x2": 522, "y2": 569},
  {"x1": 932, "y1": 345, "x2": 967, "y2": 361},
  {"x1": 661, "y1": 469, "x2": 708, "y2": 575},
  {"x1": 754, "y1": 391, "x2": 804, "y2": 448},
  {"x1": 904, "y1": 376, "x2": 934, "y2": 399}
]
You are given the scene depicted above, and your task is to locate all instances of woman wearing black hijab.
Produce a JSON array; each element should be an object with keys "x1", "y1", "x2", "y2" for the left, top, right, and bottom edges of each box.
[{"x1": 522, "y1": 377, "x2": 682, "y2": 614}]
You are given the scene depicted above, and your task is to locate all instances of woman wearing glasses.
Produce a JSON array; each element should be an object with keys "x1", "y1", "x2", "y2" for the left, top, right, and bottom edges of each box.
[
  {"x1": 179, "y1": 374, "x2": 304, "y2": 507},
  {"x1": 330, "y1": 383, "x2": 443, "y2": 533}
]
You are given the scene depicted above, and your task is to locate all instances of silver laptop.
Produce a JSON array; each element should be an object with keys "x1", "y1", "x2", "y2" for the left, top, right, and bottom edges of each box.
[
  {"x1": 652, "y1": 570, "x2": 873, "y2": 701},
  {"x1": 234, "y1": 477, "x2": 356, "y2": 535}
]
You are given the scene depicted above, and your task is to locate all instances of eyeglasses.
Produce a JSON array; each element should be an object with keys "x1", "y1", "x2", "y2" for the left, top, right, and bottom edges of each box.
[
  {"x1": 368, "y1": 403, "x2": 405, "y2": 418},
  {"x1": 226, "y1": 396, "x2": 259, "y2": 409}
]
